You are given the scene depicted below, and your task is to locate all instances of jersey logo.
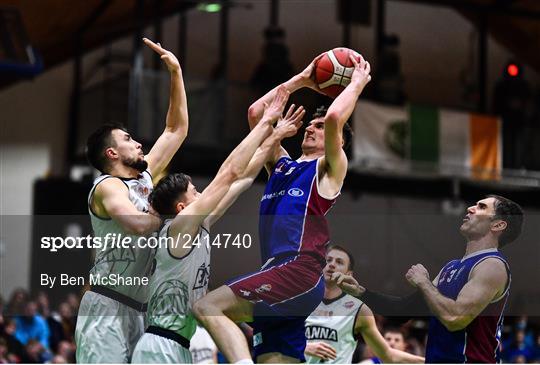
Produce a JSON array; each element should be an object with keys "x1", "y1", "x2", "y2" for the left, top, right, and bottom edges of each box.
[
  {"x1": 239, "y1": 289, "x2": 251, "y2": 297},
  {"x1": 148, "y1": 279, "x2": 189, "y2": 320},
  {"x1": 255, "y1": 284, "x2": 272, "y2": 294},
  {"x1": 193, "y1": 263, "x2": 210, "y2": 290},
  {"x1": 275, "y1": 162, "x2": 287, "y2": 173},
  {"x1": 343, "y1": 301, "x2": 355, "y2": 309},
  {"x1": 284, "y1": 167, "x2": 297, "y2": 175},
  {"x1": 288, "y1": 188, "x2": 304, "y2": 197},
  {"x1": 305, "y1": 325, "x2": 338, "y2": 341},
  {"x1": 95, "y1": 247, "x2": 136, "y2": 276}
]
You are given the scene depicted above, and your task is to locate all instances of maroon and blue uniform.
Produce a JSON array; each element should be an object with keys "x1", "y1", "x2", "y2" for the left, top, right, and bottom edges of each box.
[
  {"x1": 426, "y1": 249, "x2": 511, "y2": 363},
  {"x1": 228, "y1": 156, "x2": 338, "y2": 360}
]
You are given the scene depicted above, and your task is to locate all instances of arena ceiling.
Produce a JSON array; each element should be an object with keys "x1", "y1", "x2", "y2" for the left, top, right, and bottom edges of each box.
[{"x1": 0, "y1": 0, "x2": 539, "y2": 89}]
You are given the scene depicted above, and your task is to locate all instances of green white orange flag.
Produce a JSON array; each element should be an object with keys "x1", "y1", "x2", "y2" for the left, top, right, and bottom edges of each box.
[{"x1": 353, "y1": 100, "x2": 502, "y2": 179}]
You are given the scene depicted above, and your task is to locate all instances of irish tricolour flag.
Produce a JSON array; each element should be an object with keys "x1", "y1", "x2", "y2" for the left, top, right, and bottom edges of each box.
[{"x1": 353, "y1": 101, "x2": 502, "y2": 179}]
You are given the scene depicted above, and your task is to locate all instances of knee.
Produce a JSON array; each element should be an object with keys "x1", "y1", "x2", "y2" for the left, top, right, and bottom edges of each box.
[{"x1": 192, "y1": 297, "x2": 213, "y2": 320}]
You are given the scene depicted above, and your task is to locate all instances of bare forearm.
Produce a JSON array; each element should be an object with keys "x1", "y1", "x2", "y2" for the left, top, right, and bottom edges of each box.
[
  {"x1": 417, "y1": 281, "x2": 459, "y2": 327},
  {"x1": 166, "y1": 71, "x2": 188, "y2": 135},
  {"x1": 325, "y1": 81, "x2": 364, "y2": 126},
  {"x1": 389, "y1": 349, "x2": 425, "y2": 364},
  {"x1": 219, "y1": 120, "x2": 273, "y2": 179},
  {"x1": 117, "y1": 213, "x2": 161, "y2": 236},
  {"x1": 248, "y1": 76, "x2": 306, "y2": 128}
]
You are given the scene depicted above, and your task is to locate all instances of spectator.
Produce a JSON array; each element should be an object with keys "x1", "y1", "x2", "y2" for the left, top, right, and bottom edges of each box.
[
  {"x1": 14, "y1": 301, "x2": 50, "y2": 350},
  {"x1": 56, "y1": 303, "x2": 74, "y2": 342},
  {"x1": 22, "y1": 339, "x2": 50, "y2": 363},
  {"x1": 1, "y1": 317, "x2": 26, "y2": 362},
  {"x1": 504, "y1": 329, "x2": 534, "y2": 362},
  {"x1": 0, "y1": 338, "x2": 9, "y2": 363},
  {"x1": 50, "y1": 354, "x2": 67, "y2": 364},
  {"x1": 6, "y1": 289, "x2": 28, "y2": 316},
  {"x1": 35, "y1": 292, "x2": 65, "y2": 352},
  {"x1": 56, "y1": 340, "x2": 75, "y2": 363},
  {"x1": 65, "y1": 294, "x2": 79, "y2": 315}
]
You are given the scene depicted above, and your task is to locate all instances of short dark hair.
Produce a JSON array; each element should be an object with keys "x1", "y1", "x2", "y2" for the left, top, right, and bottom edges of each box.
[
  {"x1": 86, "y1": 124, "x2": 127, "y2": 173},
  {"x1": 327, "y1": 244, "x2": 355, "y2": 271},
  {"x1": 149, "y1": 173, "x2": 192, "y2": 216},
  {"x1": 488, "y1": 195, "x2": 524, "y2": 247},
  {"x1": 312, "y1": 105, "x2": 354, "y2": 150},
  {"x1": 383, "y1": 326, "x2": 405, "y2": 338}
]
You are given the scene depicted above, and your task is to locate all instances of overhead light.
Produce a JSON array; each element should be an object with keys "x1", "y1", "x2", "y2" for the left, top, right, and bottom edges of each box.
[{"x1": 197, "y1": 2, "x2": 222, "y2": 12}]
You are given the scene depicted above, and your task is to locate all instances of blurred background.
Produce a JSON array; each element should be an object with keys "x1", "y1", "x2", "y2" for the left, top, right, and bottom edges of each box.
[{"x1": 1, "y1": 0, "x2": 540, "y2": 363}]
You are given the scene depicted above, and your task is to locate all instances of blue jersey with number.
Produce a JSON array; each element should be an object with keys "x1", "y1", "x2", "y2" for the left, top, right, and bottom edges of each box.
[
  {"x1": 426, "y1": 249, "x2": 510, "y2": 363},
  {"x1": 259, "y1": 157, "x2": 338, "y2": 263}
]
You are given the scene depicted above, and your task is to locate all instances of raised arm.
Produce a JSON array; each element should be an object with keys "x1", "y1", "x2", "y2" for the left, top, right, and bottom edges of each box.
[
  {"x1": 319, "y1": 55, "x2": 371, "y2": 195},
  {"x1": 247, "y1": 53, "x2": 323, "y2": 129},
  {"x1": 355, "y1": 305, "x2": 425, "y2": 363},
  {"x1": 93, "y1": 178, "x2": 161, "y2": 236},
  {"x1": 143, "y1": 38, "x2": 189, "y2": 177},
  {"x1": 168, "y1": 87, "x2": 291, "y2": 247},
  {"x1": 205, "y1": 104, "x2": 304, "y2": 228},
  {"x1": 247, "y1": 54, "x2": 323, "y2": 172},
  {"x1": 406, "y1": 260, "x2": 508, "y2": 331}
]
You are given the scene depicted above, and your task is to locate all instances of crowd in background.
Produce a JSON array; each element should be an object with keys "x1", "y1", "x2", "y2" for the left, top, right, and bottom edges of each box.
[{"x1": 1, "y1": 288, "x2": 539, "y2": 363}]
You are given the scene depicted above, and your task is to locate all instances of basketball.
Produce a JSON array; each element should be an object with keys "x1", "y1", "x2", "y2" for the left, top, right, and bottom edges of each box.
[{"x1": 314, "y1": 47, "x2": 362, "y2": 99}]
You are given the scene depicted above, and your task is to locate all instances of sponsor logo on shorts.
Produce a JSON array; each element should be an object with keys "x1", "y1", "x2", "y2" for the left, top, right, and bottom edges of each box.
[
  {"x1": 288, "y1": 188, "x2": 304, "y2": 197},
  {"x1": 240, "y1": 289, "x2": 251, "y2": 297},
  {"x1": 255, "y1": 284, "x2": 272, "y2": 294}
]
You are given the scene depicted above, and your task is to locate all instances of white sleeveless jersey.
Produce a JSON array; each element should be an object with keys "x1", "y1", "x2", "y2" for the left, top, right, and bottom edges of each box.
[
  {"x1": 88, "y1": 171, "x2": 155, "y2": 303},
  {"x1": 305, "y1": 293, "x2": 363, "y2": 364},
  {"x1": 146, "y1": 219, "x2": 211, "y2": 340}
]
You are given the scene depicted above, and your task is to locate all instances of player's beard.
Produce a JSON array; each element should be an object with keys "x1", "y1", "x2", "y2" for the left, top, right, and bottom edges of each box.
[{"x1": 123, "y1": 156, "x2": 148, "y2": 172}]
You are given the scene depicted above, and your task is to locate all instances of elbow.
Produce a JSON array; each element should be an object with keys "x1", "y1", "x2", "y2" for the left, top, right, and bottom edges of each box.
[
  {"x1": 441, "y1": 316, "x2": 467, "y2": 332},
  {"x1": 324, "y1": 112, "x2": 340, "y2": 126}
]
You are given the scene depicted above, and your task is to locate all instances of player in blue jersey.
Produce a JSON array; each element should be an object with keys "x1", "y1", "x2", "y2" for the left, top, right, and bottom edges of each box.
[
  {"x1": 333, "y1": 195, "x2": 523, "y2": 363},
  {"x1": 193, "y1": 54, "x2": 372, "y2": 363}
]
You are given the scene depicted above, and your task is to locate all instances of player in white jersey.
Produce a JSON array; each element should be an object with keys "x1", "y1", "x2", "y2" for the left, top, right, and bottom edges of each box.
[
  {"x1": 131, "y1": 86, "x2": 305, "y2": 363},
  {"x1": 304, "y1": 245, "x2": 424, "y2": 364},
  {"x1": 75, "y1": 38, "x2": 189, "y2": 363}
]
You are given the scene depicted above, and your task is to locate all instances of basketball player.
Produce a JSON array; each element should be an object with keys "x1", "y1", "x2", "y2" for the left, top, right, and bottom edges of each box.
[
  {"x1": 75, "y1": 38, "x2": 188, "y2": 363},
  {"x1": 304, "y1": 245, "x2": 424, "y2": 364},
  {"x1": 131, "y1": 86, "x2": 304, "y2": 363},
  {"x1": 193, "y1": 54, "x2": 372, "y2": 363},
  {"x1": 334, "y1": 195, "x2": 524, "y2": 363}
]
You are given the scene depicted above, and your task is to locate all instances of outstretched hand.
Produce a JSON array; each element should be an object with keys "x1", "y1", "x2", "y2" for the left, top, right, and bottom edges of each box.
[
  {"x1": 143, "y1": 38, "x2": 181, "y2": 74},
  {"x1": 298, "y1": 52, "x2": 326, "y2": 94},
  {"x1": 330, "y1": 272, "x2": 365, "y2": 297},
  {"x1": 275, "y1": 104, "x2": 305, "y2": 139},
  {"x1": 261, "y1": 85, "x2": 290, "y2": 124}
]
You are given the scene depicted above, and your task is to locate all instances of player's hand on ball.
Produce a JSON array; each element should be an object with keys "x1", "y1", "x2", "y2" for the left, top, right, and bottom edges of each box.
[
  {"x1": 405, "y1": 264, "x2": 430, "y2": 287},
  {"x1": 299, "y1": 53, "x2": 325, "y2": 93},
  {"x1": 262, "y1": 85, "x2": 290, "y2": 124},
  {"x1": 275, "y1": 104, "x2": 305, "y2": 139},
  {"x1": 331, "y1": 272, "x2": 365, "y2": 297},
  {"x1": 305, "y1": 341, "x2": 337, "y2": 361},
  {"x1": 349, "y1": 54, "x2": 371, "y2": 88},
  {"x1": 143, "y1": 38, "x2": 181, "y2": 74}
]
